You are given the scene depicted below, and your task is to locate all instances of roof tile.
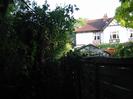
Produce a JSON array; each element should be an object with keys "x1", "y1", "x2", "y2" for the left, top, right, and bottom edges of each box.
[{"x1": 75, "y1": 18, "x2": 113, "y2": 33}]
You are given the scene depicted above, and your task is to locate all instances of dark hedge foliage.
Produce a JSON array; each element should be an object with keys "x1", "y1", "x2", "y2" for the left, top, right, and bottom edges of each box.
[{"x1": 0, "y1": 1, "x2": 78, "y2": 98}]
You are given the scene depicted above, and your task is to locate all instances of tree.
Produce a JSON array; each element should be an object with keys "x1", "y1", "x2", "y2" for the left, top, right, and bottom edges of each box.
[
  {"x1": 115, "y1": 0, "x2": 133, "y2": 28},
  {"x1": 74, "y1": 17, "x2": 87, "y2": 29},
  {"x1": 0, "y1": 1, "x2": 78, "y2": 98},
  {"x1": 0, "y1": 0, "x2": 32, "y2": 16},
  {"x1": 1, "y1": 0, "x2": 77, "y2": 61},
  {"x1": 0, "y1": 0, "x2": 11, "y2": 15}
]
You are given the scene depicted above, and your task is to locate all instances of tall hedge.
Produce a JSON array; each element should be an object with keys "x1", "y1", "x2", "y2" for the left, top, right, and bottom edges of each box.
[{"x1": 0, "y1": 1, "x2": 78, "y2": 98}]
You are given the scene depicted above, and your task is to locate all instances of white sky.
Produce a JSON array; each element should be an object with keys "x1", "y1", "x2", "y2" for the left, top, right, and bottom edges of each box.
[{"x1": 34, "y1": 0, "x2": 121, "y2": 19}]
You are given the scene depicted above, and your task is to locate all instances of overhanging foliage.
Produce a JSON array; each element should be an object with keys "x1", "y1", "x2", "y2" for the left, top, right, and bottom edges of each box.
[{"x1": 115, "y1": 0, "x2": 133, "y2": 28}]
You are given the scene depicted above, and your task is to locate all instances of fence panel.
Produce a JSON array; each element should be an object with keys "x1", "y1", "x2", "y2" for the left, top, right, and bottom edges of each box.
[{"x1": 82, "y1": 57, "x2": 133, "y2": 99}]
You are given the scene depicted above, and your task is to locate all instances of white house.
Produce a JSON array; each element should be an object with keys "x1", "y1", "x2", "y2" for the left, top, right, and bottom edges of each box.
[{"x1": 75, "y1": 15, "x2": 133, "y2": 47}]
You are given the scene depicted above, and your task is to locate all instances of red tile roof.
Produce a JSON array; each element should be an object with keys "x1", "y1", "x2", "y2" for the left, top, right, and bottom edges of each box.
[{"x1": 75, "y1": 18, "x2": 113, "y2": 33}]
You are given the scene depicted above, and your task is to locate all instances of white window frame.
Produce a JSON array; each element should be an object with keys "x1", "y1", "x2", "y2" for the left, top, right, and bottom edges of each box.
[
  {"x1": 130, "y1": 33, "x2": 133, "y2": 38},
  {"x1": 129, "y1": 29, "x2": 133, "y2": 38},
  {"x1": 110, "y1": 31, "x2": 119, "y2": 40},
  {"x1": 94, "y1": 32, "x2": 101, "y2": 40}
]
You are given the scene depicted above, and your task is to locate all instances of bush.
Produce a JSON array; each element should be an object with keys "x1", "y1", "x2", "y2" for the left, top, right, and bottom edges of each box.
[
  {"x1": 98, "y1": 42, "x2": 133, "y2": 58},
  {"x1": 0, "y1": 1, "x2": 78, "y2": 98}
]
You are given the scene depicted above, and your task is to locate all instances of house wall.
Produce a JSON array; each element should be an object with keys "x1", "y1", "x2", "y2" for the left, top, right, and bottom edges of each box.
[
  {"x1": 75, "y1": 19, "x2": 133, "y2": 47},
  {"x1": 102, "y1": 25, "x2": 129, "y2": 43},
  {"x1": 127, "y1": 28, "x2": 133, "y2": 41},
  {"x1": 76, "y1": 32, "x2": 93, "y2": 46}
]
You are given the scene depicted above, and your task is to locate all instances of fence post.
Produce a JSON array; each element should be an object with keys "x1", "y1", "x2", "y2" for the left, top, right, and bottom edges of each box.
[{"x1": 95, "y1": 64, "x2": 100, "y2": 99}]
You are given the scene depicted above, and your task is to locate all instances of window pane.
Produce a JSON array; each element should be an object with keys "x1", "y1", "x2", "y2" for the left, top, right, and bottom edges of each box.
[
  {"x1": 117, "y1": 34, "x2": 119, "y2": 38},
  {"x1": 110, "y1": 35, "x2": 112, "y2": 39},
  {"x1": 97, "y1": 36, "x2": 100, "y2": 40},
  {"x1": 94, "y1": 36, "x2": 96, "y2": 40},
  {"x1": 113, "y1": 34, "x2": 116, "y2": 39},
  {"x1": 130, "y1": 33, "x2": 133, "y2": 37}
]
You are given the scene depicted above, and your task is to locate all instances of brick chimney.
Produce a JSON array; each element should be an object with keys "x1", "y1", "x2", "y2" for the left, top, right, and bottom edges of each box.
[{"x1": 103, "y1": 13, "x2": 108, "y2": 20}]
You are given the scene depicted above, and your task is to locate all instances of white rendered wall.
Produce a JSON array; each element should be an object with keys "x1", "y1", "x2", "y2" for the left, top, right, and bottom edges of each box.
[
  {"x1": 102, "y1": 25, "x2": 129, "y2": 43},
  {"x1": 76, "y1": 32, "x2": 93, "y2": 46},
  {"x1": 75, "y1": 20, "x2": 132, "y2": 46}
]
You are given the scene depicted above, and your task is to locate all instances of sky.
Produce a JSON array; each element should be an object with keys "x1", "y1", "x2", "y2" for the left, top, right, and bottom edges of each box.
[{"x1": 34, "y1": 0, "x2": 121, "y2": 19}]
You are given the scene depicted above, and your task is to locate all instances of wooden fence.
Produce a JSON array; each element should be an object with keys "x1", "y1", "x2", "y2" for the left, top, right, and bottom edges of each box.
[
  {"x1": 0, "y1": 56, "x2": 132, "y2": 99},
  {"x1": 71, "y1": 57, "x2": 133, "y2": 99},
  {"x1": 62, "y1": 57, "x2": 133, "y2": 99}
]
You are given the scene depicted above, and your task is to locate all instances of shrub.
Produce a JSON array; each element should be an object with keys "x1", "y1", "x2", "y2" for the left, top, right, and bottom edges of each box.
[
  {"x1": 98, "y1": 42, "x2": 133, "y2": 58},
  {"x1": 0, "y1": 1, "x2": 78, "y2": 98}
]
